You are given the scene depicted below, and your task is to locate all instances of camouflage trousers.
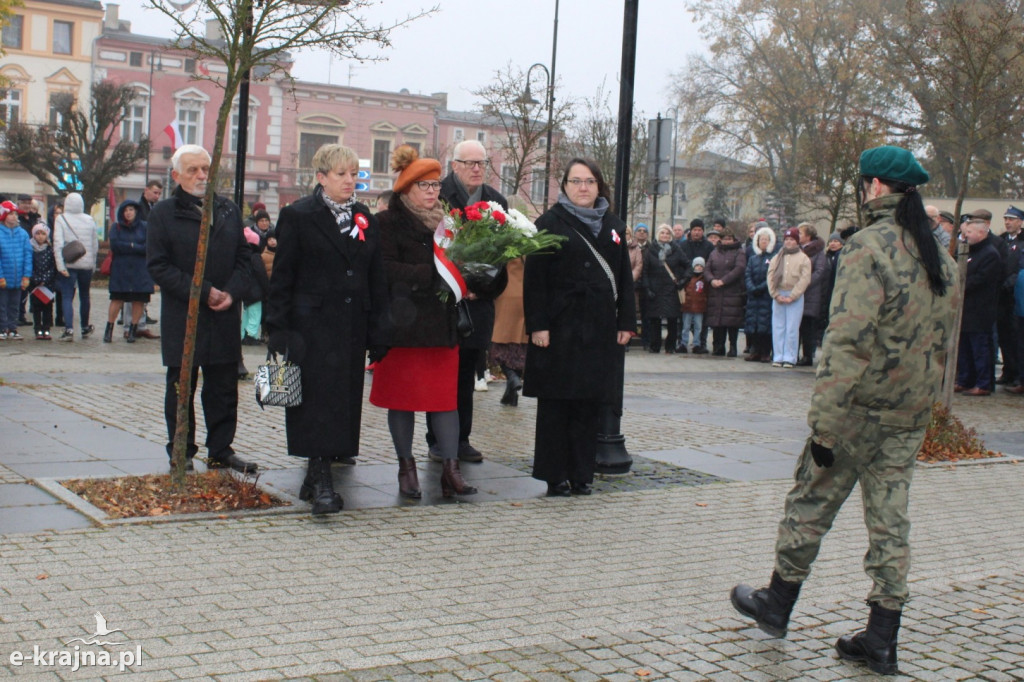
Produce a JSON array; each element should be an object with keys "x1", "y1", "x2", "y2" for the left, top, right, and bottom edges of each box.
[{"x1": 774, "y1": 421, "x2": 926, "y2": 610}]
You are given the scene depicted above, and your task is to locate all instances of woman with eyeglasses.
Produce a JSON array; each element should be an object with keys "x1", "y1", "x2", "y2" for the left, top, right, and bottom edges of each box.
[
  {"x1": 370, "y1": 145, "x2": 478, "y2": 500},
  {"x1": 522, "y1": 158, "x2": 636, "y2": 496}
]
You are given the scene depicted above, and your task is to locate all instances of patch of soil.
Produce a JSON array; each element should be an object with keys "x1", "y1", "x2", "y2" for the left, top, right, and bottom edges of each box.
[
  {"x1": 61, "y1": 471, "x2": 290, "y2": 518},
  {"x1": 919, "y1": 403, "x2": 1001, "y2": 463}
]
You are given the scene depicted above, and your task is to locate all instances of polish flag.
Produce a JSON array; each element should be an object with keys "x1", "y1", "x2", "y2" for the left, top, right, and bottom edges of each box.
[
  {"x1": 198, "y1": 61, "x2": 210, "y2": 76},
  {"x1": 163, "y1": 121, "x2": 183, "y2": 150}
]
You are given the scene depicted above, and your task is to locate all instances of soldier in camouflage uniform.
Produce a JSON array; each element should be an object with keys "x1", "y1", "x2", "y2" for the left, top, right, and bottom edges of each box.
[{"x1": 729, "y1": 146, "x2": 959, "y2": 676}]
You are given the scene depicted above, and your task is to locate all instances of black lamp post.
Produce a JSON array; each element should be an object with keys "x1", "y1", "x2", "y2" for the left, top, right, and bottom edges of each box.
[
  {"x1": 665, "y1": 106, "x2": 679, "y2": 223},
  {"x1": 519, "y1": 63, "x2": 552, "y2": 209},
  {"x1": 145, "y1": 50, "x2": 163, "y2": 183}
]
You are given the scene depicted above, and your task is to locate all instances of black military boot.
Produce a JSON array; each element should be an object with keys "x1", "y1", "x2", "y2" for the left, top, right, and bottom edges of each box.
[
  {"x1": 307, "y1": 457, "x2": 343, "y2": 515},
  {"x1": 835, "y1": 602, "x2": 901, "y2": 675},
  {"x1": 126, "y1": 323, "x2": 138, "y2": 343},
  {"x1": 730, "y1": 571, "x2": 802, "y2": 637}
]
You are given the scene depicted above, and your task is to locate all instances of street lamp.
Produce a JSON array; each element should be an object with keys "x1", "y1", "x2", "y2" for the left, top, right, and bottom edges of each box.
[
  {"x1": 665, "y1": 106, "x2": 679, "y2": 223},
  {"x1": 517, "y1": 0, "x2": 558, "y2": 211},
  {"x1": 145, "y1": 50, "x2": 163, "y2": 183}
]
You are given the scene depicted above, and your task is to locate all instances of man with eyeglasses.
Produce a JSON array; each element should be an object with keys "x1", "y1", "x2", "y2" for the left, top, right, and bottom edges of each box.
[{"x1": 425, "y1": 140, "x2": 509, "y2": 464}]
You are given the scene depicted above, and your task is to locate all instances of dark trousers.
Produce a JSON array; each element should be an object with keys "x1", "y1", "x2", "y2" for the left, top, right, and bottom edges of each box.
[
  {"x1": 996, "y1": 311, "x2": 1018, "y2": 383},
  {"x1": 699, "y1": 319, "x2": 709, "y2": 349},
  {"x1": 956, "y1": 331, "x2": 993, "y2": 391},
  {"x1": 30, "y1": 298, "x2": 53, "y2": 332},
  {"x1": 532, "y1": 398, "x2": 599, "y2": 486},
  {"x1": 164, "y1": 363, "x2": 238, "y2": 461},
  {"x1": 426, "y1": 346, "x2": 475, "y2": 447},
  {"x1": 799, "y1": 315, "x2": 819, "y2": 360},
  {"x1": 751, "y1": 332, "x2": 772, "y2": 358},
  {"x1": 712, "y1": 326, "x2": 739, "y2": 353},
  {"x1": 647, "y1": 317, "x2": 678, "y2": 352}
]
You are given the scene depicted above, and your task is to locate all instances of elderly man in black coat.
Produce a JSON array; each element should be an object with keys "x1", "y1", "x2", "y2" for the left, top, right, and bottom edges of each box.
[
  {"x1": 955, "y1": 215, "x2": 1003, "y2": 396},
  {"x1": 425, "y1": 139, "x2": 508, "y2": 463},
  {"x1": 147, "y1": 144, "x2": 256, "y2": 474}
]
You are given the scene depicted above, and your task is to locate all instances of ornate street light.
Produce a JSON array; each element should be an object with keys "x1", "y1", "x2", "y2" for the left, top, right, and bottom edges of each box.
[
  {"x1": 145, "y1": 50, "x2": 163, "y2": 183},
  {"x1": 517, "y1": 0, "x2": 558, "y2": 211}
]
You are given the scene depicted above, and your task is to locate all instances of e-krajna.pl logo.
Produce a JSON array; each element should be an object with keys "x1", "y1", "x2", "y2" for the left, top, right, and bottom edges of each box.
[{"x1": 7, "y1": 612, "x2": 143, "y2": 673}]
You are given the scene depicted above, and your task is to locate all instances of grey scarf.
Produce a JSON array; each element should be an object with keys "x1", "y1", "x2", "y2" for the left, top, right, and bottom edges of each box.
[
  {"x1": 557, "y1": 193, "x2": 608, "y2": 237},
  {"x1": 317, "y1": 185, "x2": 357, "y2": 235},
  {"x1": 451, "y1": 173, "x2": 483, "y2": 206}
]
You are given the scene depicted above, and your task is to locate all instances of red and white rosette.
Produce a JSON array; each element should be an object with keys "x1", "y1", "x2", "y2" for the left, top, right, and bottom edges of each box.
[
  {"x1": 352, "y1": 213, "x2": 368, "y2": 241},
  {"x1": 433, "y1": 218, "x2": 467, "y2": 303}
]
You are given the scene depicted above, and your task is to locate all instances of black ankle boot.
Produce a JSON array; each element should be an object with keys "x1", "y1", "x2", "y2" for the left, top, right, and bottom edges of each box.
[
  {"x1": 730, "y1": 571, "x2": 802, "y2": 637},
  {"x1": 103, "y1": 322, "x2": 114, "y2": 343},
  {"x1": 500, "y1": 368, "x2": 522, "y2": 406},
  {"x1": 307, "y1": 457, "x2": 342, "y2": 515},
  {"x1": 126, "y1": 323, "x2": 137, "y2": 343},
  {"x1": 835, "y1": 602, "x2": 901, "y2": 675}
]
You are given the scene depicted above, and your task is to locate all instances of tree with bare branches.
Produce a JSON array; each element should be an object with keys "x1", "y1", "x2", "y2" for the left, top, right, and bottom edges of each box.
[
  {"x1": 4, "y1": 81, "x2": 149, "y2": 212},
  {"x1": 148, "y1": 0, "x2": 434, "y2": 485}
]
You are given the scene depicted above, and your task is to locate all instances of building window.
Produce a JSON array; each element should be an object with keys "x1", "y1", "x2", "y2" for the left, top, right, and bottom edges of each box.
[
  {"x1": 530, "y1": 168, "x2": 546, "y2": 203},
  {"x1": 453, "y1": 128, "x2": 464, "y2": 144},
  {"x1": 500, "y1": 164, "x2": 516, "y2": 197},
  {"x1": 177, "y1": 102, "x2": 203, "y2": 146},
  {"x1": 299, "y1": 132, "x2": 338, "y2": 168},
  {"x1": 477, "y1": 131, "x2": 486, "y2": 144},
  {"x1": 129, "y1": 52, "x2": 143, "y2": 67},
  {"x1": 2, "y1": 15, "x2": 23, "y2": 50},
  {"x1": 121, "y1": 98, "x2": 146, "y2": 142},
  {"x1": 0, "y1": 89, "x2": 22, "y2": 142},
  {"x1": 184, "y1": 58, "x2": 196, "y2": 74},
  {"x1": 53, "y1": 20, "x2": 73, "y2": 55},
  {"x1": 673, "y1": 182, "x2": 687, "y2": 217},
  {"x1": 405, "y1": 141, "x2": 421, "y2": 155},
  {"x1": 372, "y1": 139, "x2": 391, "y2": 174},
  {"x1": 230, "y1": 107, "x2": 256, "y2": 155}
]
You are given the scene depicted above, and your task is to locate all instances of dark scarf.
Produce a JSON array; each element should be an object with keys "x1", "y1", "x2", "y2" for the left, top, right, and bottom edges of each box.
[
  {"x1": 399, "y1": 192, "x2": 446, "y2": 232},
  {"x1": 772, "y1": 243, "x2": 802, "y2": 291},
  {"x1": 317, "y1": 185, "x2": 358, "y2": 236},
  {"x1": 450, "y1": 173, "x2": 483, "y2": 207},
  {"x1": 557, "y1": 193, "x2": 608, "y2": 237}
]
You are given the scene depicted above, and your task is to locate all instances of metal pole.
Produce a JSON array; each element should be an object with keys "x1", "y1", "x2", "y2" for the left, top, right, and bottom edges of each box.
[
  {"x1": 145, "y1": 51, "x2": 157, "y2": 183},
  {"x1": 542, "y1": 0, "x2": 559, "y2": 211},
  {"x1": 233, "y1": 3, "x2": 253, "y2": 209},
  {"x1": 666, "y1": 106, "x2": 678, "y2": 222},
  {"x1": 651, "y1": 113, "x2": 662, "y2": 226},
  {"x1": 598, "y1": 0, "x2": 639, "y2": 475}
]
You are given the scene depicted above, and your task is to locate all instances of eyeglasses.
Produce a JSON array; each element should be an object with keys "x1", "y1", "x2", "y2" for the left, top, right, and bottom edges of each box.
[
  {"x1": 566, "y1": 178, "x2": 597, "y2": 186},
  {"x1": 414, "y1": 181, "x2": 442, "y2": 191},
  {"x1": 454, "y1": 159, "x2": 487, "y2": 169}
]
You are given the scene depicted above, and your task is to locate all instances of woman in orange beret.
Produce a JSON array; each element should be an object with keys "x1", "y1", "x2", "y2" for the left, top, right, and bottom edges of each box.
[{"x1": 370, "y1": 145, "x2": 478, "y2": 500}]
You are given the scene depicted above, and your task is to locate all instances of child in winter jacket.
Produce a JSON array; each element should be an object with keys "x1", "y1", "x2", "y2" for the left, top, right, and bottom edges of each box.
[
  {"x1": 679, "y1": 257, "x2": 708, "y2": 352},
  {"x1": 29, "y1": 224, "x2": 56, "y2": 339},
  {"x1": 0, "y1": 200, "x2": 33, "y2": 339}
]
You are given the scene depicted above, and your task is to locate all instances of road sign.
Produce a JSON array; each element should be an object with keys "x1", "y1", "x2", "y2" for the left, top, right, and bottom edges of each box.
[
  {"x1": 359, "y1": 158, "x2": 371, "y2": 169},
  {"x1": 355, "y1": 182, "x2": 369, "y2": 192},
  {"x1": 357, "y1": 170, "x2": 370, "y2": 180}
]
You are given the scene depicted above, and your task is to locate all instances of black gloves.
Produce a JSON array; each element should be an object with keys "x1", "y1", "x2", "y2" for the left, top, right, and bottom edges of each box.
[
  {"x1": 267, "y1": 331, "x2": 287, "y2": 356},
  {"x1": 810, "y1": 441, "x2": 834, "y2": 468},
  {"x1": 368, "y1": 345, "x2": 389, "y2": 364}
]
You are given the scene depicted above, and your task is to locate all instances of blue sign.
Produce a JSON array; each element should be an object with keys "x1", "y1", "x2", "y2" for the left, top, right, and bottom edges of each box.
[
  {"x1": 355, "y1": 182, "x2": 369, "y2": 192},
  {"x1": 357, "y1": 170, "x2": 370, "y2": 180},
  {"x1": 56, "y1": 159, "x2": 82, "y2": 192}
]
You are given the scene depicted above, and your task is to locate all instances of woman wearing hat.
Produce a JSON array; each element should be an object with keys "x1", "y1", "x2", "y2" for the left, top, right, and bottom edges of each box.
[
  {"x1": 743, "y1": 225, "x2": 777, "y2": 362},
  {"x1": 370, "y1": 145, "x2": 477, "y2": 500},
  {"x1": 0, "y1": 200, "x2": 33, "y2": 339},
  {"x1": 641, "y1": 224, "x2": 690, "y2": 353},
  {"x1": 267, "y1": 143, "x2": 390, "y2": 515},
  {"x1": 731, "y1": 145, "x2": 958, "y2": 675},
  {"x1": 766, "y1": 228, "x2": 811, "y2": 367}
]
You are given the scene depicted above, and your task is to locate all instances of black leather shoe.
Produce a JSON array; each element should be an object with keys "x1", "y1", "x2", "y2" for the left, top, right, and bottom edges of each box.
[
  {"x1": 457, "y1": 441, "x2": 484, "y2": 462},
  {"x1": 546, "y1": 481, "x2": 572, "y2": 497},
  {"x1": 570, "y1": 482, "x2": 592, "y2": 495},
  {"x1": 208, "y1": 454, "x2": 258, "y2": 473},
  {"x1": 796, "y1": 357, "x2": 814, "y2": 367}
]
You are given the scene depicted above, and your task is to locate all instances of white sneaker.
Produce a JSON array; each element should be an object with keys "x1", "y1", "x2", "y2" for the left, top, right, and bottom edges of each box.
[
  {"x1": 474, "y1": 377, "x2": 488, "y2": 392},
  {"x1": 484, "y1": 370, "x2": 495, "y2": 383},
  {"x1": 0, "y1": 332, "x2": 8, "y2": 340}
]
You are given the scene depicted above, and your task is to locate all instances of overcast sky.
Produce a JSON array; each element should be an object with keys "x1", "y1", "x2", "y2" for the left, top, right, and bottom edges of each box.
[{"x1": 114, "y1": 0, "x2": 702, "y2": 119}]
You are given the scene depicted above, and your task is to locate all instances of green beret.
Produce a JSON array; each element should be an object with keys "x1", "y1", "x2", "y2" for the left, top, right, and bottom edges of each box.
[{"x1": 859, "y1": 145, "x2": 929, "y2": 186}]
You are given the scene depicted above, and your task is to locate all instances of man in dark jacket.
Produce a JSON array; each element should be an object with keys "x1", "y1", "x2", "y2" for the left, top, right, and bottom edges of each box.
[
  {"x1": 146, "y1": 144, "x2": 256, "y2": 473},
  {"x1": 426, "y1": 139, "x2": 508, "y2": 463},
  {"x1": 137, "y1": 179, "x2": 163, "y2": 222},
  {"x1": 956, "y1": 215, "x2": 1003, "y2": 396},
  {"x1": 997, "y1": 206, "x2": 1023, "y2": 388}
]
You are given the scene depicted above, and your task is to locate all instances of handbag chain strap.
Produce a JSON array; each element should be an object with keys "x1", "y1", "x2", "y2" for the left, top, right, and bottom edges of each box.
[{"x1": 571, "y1": 228, "x2": 618, "y2": 303}]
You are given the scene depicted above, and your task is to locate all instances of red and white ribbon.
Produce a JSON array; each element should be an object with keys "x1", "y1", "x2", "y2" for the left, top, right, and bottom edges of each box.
[
  {"x1": 433, "y1": 232, "x2": 467, "y2": 303},
  {"x1": 352, "y1": 214, "x2": 368, "y2": 241},
  {"x1": 612, "y1": 230, "x2": 621, "y2": 245}
]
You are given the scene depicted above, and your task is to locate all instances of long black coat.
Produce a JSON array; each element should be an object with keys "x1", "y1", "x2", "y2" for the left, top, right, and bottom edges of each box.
[
  {"x1": 109, "y1": 200, "x2": 155, "y2": 295},
  {"x1": 377, "y1": 194, "x2": 458, "y2": 348},
  {"x1": 744, "y1": 248, "x2": 775, "y2": 335},
  {"x1": 962, "y1": 237, "x2": 1002, "y2": 333},
  {"x1": 439, "y1": 174, "x2": 509, "y2": 349},
  {"x1": 523, "y1": 204, "x2": 636, "y2": 401},
  {"x1": 147, "y1": 188, "x2": 250, "y2": 367},
  {"x1": 704, "y1": 241, "x2": 747, "y2": 328},
  {"x1": 641, "y1": 241, "x2": 690, "y2": 319},
  {"x1": 800, "y1": 239, "x2": 830, "y2": 319},
  {"x1": 265, "y1": 192, "x2": 389, "y2": 460}
]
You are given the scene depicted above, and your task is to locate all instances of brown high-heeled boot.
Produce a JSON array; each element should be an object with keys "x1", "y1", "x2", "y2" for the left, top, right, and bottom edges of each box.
[
  {"x1": 441, "y1": 459, "x2": 477, "y2": 498},
  {"x1": 398, "y1": 457, "x2": 421, "y2": 499}
]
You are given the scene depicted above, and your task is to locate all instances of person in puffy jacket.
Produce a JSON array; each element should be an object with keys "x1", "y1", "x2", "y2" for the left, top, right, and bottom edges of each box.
[
  {"x1": 29, "y1": 223, "x2": 56, "y2": 340},
  {"x1": 53, "y1": 192, "x2": 99, "y2": 341},
  {"x1": 103, "y1": 199, "x2": 155, "y2": 343},
  {"x1": 0, "y1": 201, "x2": 33, "y2": 339}
]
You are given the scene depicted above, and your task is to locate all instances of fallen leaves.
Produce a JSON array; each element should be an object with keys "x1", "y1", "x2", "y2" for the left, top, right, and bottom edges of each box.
[
  {"x1": 61, "y1": 471, "x2": 289, "y2": 519},
  {"x1": 919, "y1": 403, "x2": 999, "y2": 463}
]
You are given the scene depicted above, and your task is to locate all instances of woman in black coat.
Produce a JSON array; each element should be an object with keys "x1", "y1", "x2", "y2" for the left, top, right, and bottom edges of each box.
[
  {"x1": 103, "y1": 199, "x2": 154, "y2": 343},
  {"x1": 704, "y1": 228, "x2": 747, "y2": 356},
  {"x1": 266, "y1": 144, "x2": 390, "y2": 515},
  {"x1": 744, "y1": 225, "x2": 777, "y2": 362},
  {"x1": 523, "y1": 158, "x2": 636, "y2": 496},
  {"x1": 641, "y1": 224, "x2": 690, "y2": 353},
  {"x1": 369, "y1": 145, "x2": 478, "y2": 500}
]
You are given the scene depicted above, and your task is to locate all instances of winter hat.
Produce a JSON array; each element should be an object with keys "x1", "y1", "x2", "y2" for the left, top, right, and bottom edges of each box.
[
  {"x1": 859, "y1": 145, "x2": 929, "y2": 186},
  {"x1": 828, "y1": 232, "x2": 844, "y2": 245},
  {"x1": 31, "y1": 223, "x2": 49, "y2": 239},
  {"x1": 755, "y1": 220, "x2": 770, "y2": 231},
  {"x1": 391, "y1": 145, "x2": 441, "y2": 194},
  {"x1": 634, "y1": 223, "x2": 648, "y2": 233},
  {"x1": 783, "y1": 227, "x2": 800, "y2": 241},
  {"x1": 0, "y1": 200, "x2": 20, "y2": 221},
  {"x1": 691, "y1": 257, "x2": 706, "y2": 269},
  {"x1": 252, "y1": 202, "x2": 266, "y2": 212}
]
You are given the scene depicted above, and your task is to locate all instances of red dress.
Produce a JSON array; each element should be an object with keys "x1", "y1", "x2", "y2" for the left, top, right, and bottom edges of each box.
[{"x1": 369, "y1": 346, "x2": 458, "y2": 411}]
